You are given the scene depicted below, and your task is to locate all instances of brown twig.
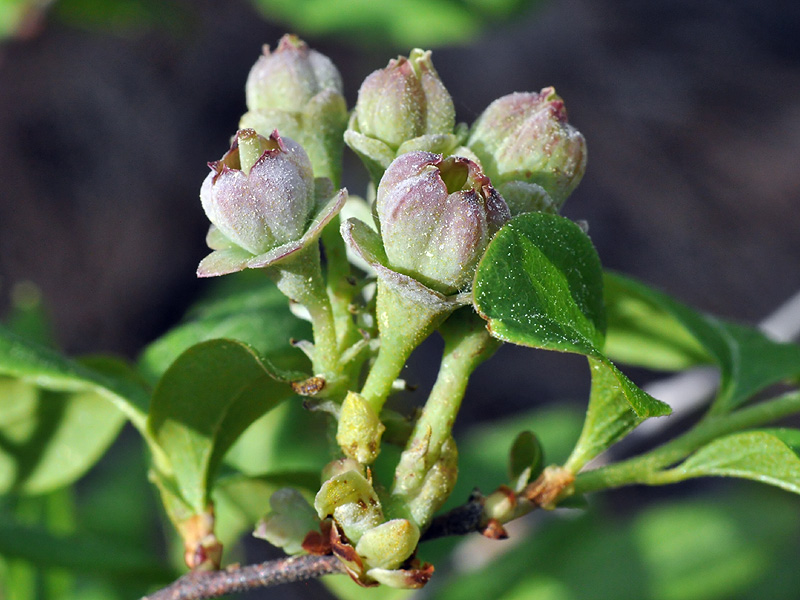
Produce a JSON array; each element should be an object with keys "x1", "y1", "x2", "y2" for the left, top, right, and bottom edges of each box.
[
  {"x1": 142, "y1": 490, "x2": 511, "y2": 600},
  {"x1": 140, "y1": 554, "x2": 345, "y2": 600}
]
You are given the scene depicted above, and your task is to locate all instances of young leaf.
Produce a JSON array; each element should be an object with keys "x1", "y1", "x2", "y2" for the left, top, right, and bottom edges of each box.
[
  {"x1": 474, "y1": 213, "x2": 670, "y2": 467},
  {"x1": 565, "y1": 356, "x2": 668, "y2": 472},
  {"x1": 508, "y1": 430, "x2": 544, "y2": 491},
  {"x1": 139, "y1": 271, "x2": 311, "y2": 383},
  {"x1": 147, "y1": 339, "x2": 297, "y2": 512},
  {"x1": 604, "y1": 272, "x2": 800, "y2": 412},
  {"x1": 670, "y1": 429, "x2": 800, "y2": 494}
]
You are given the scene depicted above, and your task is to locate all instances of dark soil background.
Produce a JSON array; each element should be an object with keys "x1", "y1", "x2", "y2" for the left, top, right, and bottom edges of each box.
[{"x1": 0, "y1": 0, "x2": 799, "y2": 596}]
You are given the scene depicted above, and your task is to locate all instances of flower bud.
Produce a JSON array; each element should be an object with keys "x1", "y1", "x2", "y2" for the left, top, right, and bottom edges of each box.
[
  {"x1": 354, "y1": 49, "x2": 454, "y2": 149},
  {"x1": 245, "y1": 34, "x2": 343, "y2": 114},
  {"x1": 200, "y1": 129, "x2": 315, "y2": 256},
  {"x1": 336, "y1": 391, "x2": 386, "y2": 465},
  {"x1": 375, "y1": 151, "x2": 510, "y2": 295},
  {"x1": 355, "y1": 519, "x2": 420, "y2": 571},
  {"x1": 468, "y1": 88, "x2": 587, "y2": 211},
  {"x1": 345, "y1": 50, "x2": 462, "y2": 182},
  {"x1": 253, "y1": 488, "x2": 319, "y2": 555},
  {"x1": 315, "y1": 470, "x2": 383, "y2": 544},
  {"x1": 240, "y1": 35, "x2": 348, "y2": 185}
]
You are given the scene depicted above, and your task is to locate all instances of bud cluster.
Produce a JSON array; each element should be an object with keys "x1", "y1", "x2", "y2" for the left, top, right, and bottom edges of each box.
[{"x1": 195, "y1": 33, "x2": 589, "y2": 590}]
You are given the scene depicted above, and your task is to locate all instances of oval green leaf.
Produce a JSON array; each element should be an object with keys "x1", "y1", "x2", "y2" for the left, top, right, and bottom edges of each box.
[
  {"x1": 604, "y1": 272, "x2": 800, "y2": 412},
  {"x1": 474, "y1": 214, "x2": 669, "y2": 466},
  {"x1": 672, "y1": 429, "x2": 800, "y2": 494},
  {"x1": 147, "y1": 339, "x2": 296, "y2": 512},
  {"x1": 474, "y1": 212, "x2": 606, "y2": 353}
]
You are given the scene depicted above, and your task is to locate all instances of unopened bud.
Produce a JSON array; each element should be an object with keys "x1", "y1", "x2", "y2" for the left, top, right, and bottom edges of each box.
[
  {"x1": 315, "y1": 470, "x2": 383, "y2": 543},
  {"x1": 200, "y1": 129, "x2": 314, "y2": 255},
  {"x1": 376, "y1": 151, "x2": 510, "y2": 295},
  {"x1": 336, "y1": 391, "x2": 386, "y2": 464},
  {"x1": 355, "y1": 519, "x2": 420, "y2": 571},
  {"x1": 468, "y1": 88, "x2": 587, "y2": 211}
]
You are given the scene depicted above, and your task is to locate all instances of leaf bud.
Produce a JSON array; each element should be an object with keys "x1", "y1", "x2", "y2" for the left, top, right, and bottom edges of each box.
[
  {"x1": 376, "y1": 151, "x2": 510, "y2": 295},
  {"x1": 315, "y1": 470, "x2": 383, "y2": 544},
  {"x1": 336, "y1": 391, "x2": 386, "y2": 465},
  {"x1": 355, "y1": 519, "x2": 420, "y2": 571},
  {"x1": 468, "y1": 88, "x2": 587, "y2": 211}
]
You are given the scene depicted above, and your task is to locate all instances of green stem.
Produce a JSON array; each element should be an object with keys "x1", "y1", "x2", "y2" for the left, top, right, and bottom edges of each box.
[
  {"x1": 267, "y1": 248, "x2": 344, "y2": 397},
  {"x1": 573, "y1": 390, "x2": 800, "y2": 495},
  {"x1": 359, "y1": 281, "x2": 450, "y2": 413},
  {"x1": 391, "y1": 310, "x2": 500, "y2": 524}
]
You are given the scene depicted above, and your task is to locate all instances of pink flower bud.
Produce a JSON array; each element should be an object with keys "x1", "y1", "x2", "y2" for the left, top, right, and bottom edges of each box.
[
  {"x1": 468, "y1": 88, "x2": 587, "y2": 211},
  {"x1": 376, "y1": 151, "x2": 510, "y2": 295},
  {"x1": 245, "y1": 34, "x2": 343, "y2": 114},
  {"x1": 200, "y1": 129, "x2": 315, "y2": 255}
]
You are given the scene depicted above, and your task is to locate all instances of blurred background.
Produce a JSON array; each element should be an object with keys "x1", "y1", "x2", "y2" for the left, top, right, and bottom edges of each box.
[{"x1": 1, "y1": 0, "x2": 799, "y2": 598}]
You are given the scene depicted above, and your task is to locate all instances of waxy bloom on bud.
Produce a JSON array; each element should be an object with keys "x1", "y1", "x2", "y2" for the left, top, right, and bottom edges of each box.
[
  {"x1": 240, "y1": 35, "x2": 348, "y2": 183},
  {"x1": 345, "y1": 50, "x2": 463, "y2": 182},
  {"x1": 197, "y1": 129, "x2": 346, "y2": 278},
  {"x1": 201, "y1": 129, "x2": 314, "y2": 256},
  {"x1": 468, "y1": 87, "x2": 587, "y2": 212},
  {"x1": 245, "y1": 34, "x2": 343, "y2": 114},
  {"x1": 376, "y1": 151, "x2": 510, "y2": 295}
]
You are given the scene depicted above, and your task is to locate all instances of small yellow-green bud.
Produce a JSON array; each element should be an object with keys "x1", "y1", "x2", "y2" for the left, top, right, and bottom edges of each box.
[
  {"x1": 355, "y1": 519, "x2": 420, "y2": 571},
  {"x1": 315, "y1": 471, "x2": 383, "y2": 543},
  {"x1": 336, "y1": 391, "x2": 386, "y2": 464}
]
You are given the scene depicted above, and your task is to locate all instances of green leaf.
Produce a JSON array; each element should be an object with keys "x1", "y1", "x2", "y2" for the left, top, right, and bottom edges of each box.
[
  {"x1": 603, "y1": 272, "x2": 712, "y2": 370},
  {"x1": 474, "y1": 212, "x2": 606, "y2": 354},
  {"x1": 604, "y1": 272, "x2": 800, "y2": 412},
  {"x1": 672, "y1": 429, "x2": 800, "y2": 494},
  {"x1": 249, "y1": 0, "x2": 541, "y2": 48},
  {"x1": 139, "y1": 271, "x2": 310, "y2": 383},
  {"x1": 0, "y1": 377, "x2": 125, "y2": 495},
  {"x1": 474, "y1": 214, "x2": 669, "y2": 466},
  {"x1": 0, "y1": 325, "x2": 150, "y2": 431},
  {"x1": 565, "y1": 356, "x2": 670, "y2": 471},
  {"x1": 147, "y1": 339, "x2": 296, "y2": 512},
  {"x1": 508, "y1": 430, "x2": 544, "y2": 491}
]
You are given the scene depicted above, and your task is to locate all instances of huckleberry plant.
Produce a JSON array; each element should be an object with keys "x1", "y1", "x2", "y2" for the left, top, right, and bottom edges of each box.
[{"x1": 3, "y1": 33, "x2": 800, "y2": 599}]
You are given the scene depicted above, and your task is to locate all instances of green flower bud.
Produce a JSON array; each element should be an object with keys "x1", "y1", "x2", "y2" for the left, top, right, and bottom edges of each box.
[
  {"x1": 253, "y1": 488, "x2": 318, "y2": 555},
  {"x1": 245, "y1": 34, "x2": 343, "y2": 113},
  {"x1": 336, "y1": 391, "x2": 386, "y2": 464},
  {"x1": 403, "y1": 436, "x2": 458, "y2": 530},
  {"x1": 354, "y1": 49, "x2": 453, "y2": 148},
  {"x1": 468, "y1": 87, "x2": 587, "y2": 212},
  {"x1": 355, "y1": 519, "x2": 420, "y2": 571},
  {"x1": 240, "y1": 35, "x2": 348, "y2": 184},
  {"x1": 345, "y1": 49, "x2": 463, "y2": 181},
  {"x1": 200, "y1": 129, "x2": 314, "y2": 255},
  {"x1": 315, "y1": 471, "x2": 383, "y2": 544},
  {"x1": 376, "y1": 151, "x2": 510, "y2": 295}
]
